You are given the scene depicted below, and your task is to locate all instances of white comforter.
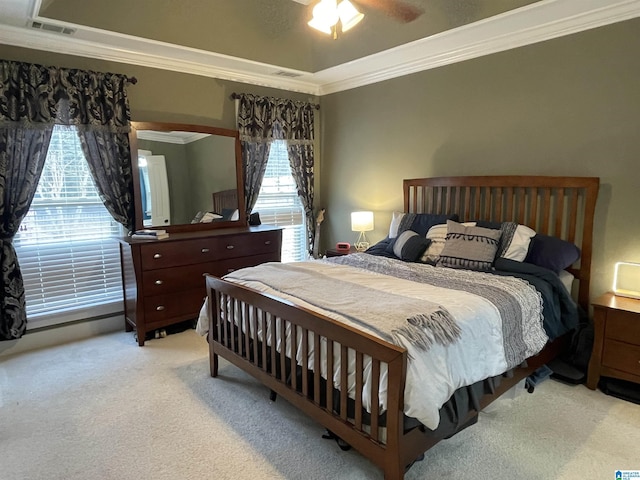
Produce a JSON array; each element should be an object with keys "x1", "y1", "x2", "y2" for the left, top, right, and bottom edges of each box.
[{"x1": 198, "y1": 257, "x2": 547, "y2": 430}]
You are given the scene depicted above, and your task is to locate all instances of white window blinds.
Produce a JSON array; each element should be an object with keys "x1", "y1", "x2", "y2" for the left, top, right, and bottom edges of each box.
[
  {"x1": 13, "y1": 125, "x2": 123, "y2": 329},
  {"x1": 253, "y1": 140, "x2": 307, "y2": 262}
]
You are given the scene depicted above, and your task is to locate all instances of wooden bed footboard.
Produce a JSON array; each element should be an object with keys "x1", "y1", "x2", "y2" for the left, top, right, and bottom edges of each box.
[{"x1": 206, "y1": 275, "x2": 413, "y2": 478}]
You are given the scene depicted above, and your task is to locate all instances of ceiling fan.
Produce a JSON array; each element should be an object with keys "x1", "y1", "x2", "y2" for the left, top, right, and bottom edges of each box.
[
  {"x1": 299, "y1": 0, "x2": 424, "y2": 38},
  {"x1": 353, "y1": 0, "x2": 424, "y2": 23}
]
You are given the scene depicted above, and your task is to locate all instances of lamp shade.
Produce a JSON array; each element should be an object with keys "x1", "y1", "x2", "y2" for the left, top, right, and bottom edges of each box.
[
  {"x1": 308, "y1": 0, "x2": 339, "y2": 33},
  {"x1": 351, "y1": 211, "x2": 374, "y2": 232},
  {"x1": 338, "y1": 0, "x2": 364, "y2": 31}
]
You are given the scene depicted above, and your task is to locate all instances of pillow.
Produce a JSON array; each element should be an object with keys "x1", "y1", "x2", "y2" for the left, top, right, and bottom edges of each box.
[
  {"x1": 392, "y1": 230, "x2": 431, "y2": 262},
  {"x1": 437, "y1": 220, "x2": 502, "y2": 271},
  {"x1": 388, "y1": 212, "x2": 459, "y2": 238},
  {"x1": 500, "y1": 223, "x2": 536, "y2": 261},
  {"x1": 474, "y1": 221, "x2": 536, "y2": 262},
  {"x1": 364, "y1": 237, "x2": 397, "y2": 258},
  {"x1": 421, "y1": 221, "x2": 476, "y2": 263},
  {"x1": 524, "y1": 234, "x2": 581, "y2": 273},
  {"x1": 388, "y1": 211, "x2": 405, "y2": 238}
]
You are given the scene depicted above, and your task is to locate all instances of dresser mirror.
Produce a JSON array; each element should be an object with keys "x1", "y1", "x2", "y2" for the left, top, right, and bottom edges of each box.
[{"x1": 130, "y1": 121, "x2": 246, "y2": 232}]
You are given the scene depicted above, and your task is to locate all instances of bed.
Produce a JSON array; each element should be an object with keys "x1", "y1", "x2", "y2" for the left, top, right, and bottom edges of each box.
[
  {"x1": 212, "y1": 188, "x2": 238, "y2": 216},
  {"x1": 204, "y1": 175, "x2": 599, "y2": 479}
]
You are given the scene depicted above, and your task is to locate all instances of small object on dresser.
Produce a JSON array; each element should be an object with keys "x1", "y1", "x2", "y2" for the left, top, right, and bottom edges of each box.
[
  {"x1": 336, "y1": 242, "x2": 351, "y2": 253},
  {"x1": 131, "y1": 229, "x2": 169, "y2": 240}
]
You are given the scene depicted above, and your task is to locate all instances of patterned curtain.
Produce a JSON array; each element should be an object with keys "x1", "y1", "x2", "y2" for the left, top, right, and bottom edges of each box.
[
  {"x1": 0, "y1": 128, "x2": 52, "y2": 340},
  {"x1": 0, "y1": 60, "x2": 133, "y2": 340},
  {"x1": 236, "y1": 93, "x2": 316, "y2": 251},
  {"x1": 67, "y1": 70, "x2": 135, "y2": 231}
]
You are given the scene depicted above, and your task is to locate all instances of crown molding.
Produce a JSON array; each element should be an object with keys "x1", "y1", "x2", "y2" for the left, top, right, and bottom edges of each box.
[
  {"x1": 0, "y1": 23, "x2": 322, "y2": 95},
  {"x1": 0, "y1": 0, "x2": 638, "y2": 96}
]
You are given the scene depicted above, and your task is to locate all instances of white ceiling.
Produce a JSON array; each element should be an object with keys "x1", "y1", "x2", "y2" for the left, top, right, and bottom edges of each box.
[{"x1": 0, "y1": 0, "x2": 639, "y2": 96}]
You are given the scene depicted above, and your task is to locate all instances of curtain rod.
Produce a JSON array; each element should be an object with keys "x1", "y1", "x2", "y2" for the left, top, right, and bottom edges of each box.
[
  {"x1": 128, "y1": 76, "x2": 138, "y2": 85},
  {"x1": 230, "y1": 92, "x2": 319, "y2": 110}
]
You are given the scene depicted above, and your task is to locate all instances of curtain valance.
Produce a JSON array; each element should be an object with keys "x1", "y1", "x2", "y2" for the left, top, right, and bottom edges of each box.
[
  {"x1": 236, "y1": 93, "x2": 315, "y2": 144},
  {"x1": 0, "y1": 60, "x2": 132, "y2": 132}
]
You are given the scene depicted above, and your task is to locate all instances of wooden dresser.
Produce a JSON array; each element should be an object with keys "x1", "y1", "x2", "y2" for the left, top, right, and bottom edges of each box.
[
  {"x1": 587, "y1": 292, "x2": 640, "y2": 389},
  {"x1": 119, "y1": 225, "x2": 282, "y2": 345}
]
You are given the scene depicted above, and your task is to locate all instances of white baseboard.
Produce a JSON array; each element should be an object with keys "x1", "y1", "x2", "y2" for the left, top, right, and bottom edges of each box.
[{"x1": 0, "y1": 314, "x2": 124, "y2": 358}]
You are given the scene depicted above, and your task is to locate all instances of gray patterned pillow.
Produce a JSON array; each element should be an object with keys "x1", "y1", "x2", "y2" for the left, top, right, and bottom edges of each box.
[{"x1": 437, "y1": 220, "x2": 502, "y2": 271}]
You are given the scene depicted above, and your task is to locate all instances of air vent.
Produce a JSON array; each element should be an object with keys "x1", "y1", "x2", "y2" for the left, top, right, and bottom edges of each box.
[
  {"x1": 30, "y1": 21, "x2": 76, "y2": 35},
  {"x1": 272, "y1": 71, "x2": 303, "y2": 78}
]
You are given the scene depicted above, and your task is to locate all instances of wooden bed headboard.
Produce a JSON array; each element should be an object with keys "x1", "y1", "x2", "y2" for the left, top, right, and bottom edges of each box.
[
  {"x1": 404, "y1": 176, "x2": 600, "y2": 311},
  {"x1": 212, "y1": 189, "x2": 238, "y2": 214}
]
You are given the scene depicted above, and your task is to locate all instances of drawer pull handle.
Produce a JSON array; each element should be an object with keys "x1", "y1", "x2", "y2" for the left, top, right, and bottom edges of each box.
[
  {"x1": 201, "y1": 248, "x2": 210, "y2": 253},
  {"x1": 156, "y1": 305, "x2": 165, "y2": 311},
  {"x1": 153, "y1": 253, "x2": 162, "y2": 259},
  {"x1": 264, "y1": 240, "x2": 271, "y2": 245},
  {"x1": 226, "y1": 245, "x2": 235, "y2": 250},
  {"x1": 154, "y1": 280, "x2": 163, "y2": 285}
]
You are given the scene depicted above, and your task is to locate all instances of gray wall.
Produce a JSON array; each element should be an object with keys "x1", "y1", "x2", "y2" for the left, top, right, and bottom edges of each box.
[{"x1": 319, "y1": 18, "x2": 640, "y2": 303}]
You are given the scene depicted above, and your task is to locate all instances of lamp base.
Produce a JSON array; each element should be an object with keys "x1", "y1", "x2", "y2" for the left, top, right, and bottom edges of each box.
[
  {"x1": 354, "y1": 231, "x2": 369, "y2": 252},
  {"x1": 354, "y1": 242, "x2": 369, "y2": 252}
]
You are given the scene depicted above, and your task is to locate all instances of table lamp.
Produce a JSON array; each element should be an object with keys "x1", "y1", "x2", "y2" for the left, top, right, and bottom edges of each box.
[
  {"x1": 613, "y1": 261, "x2": 640, "y2": 299},
  {"x1": 351, "y1": 211, "x2": 374, "y2": 252}
]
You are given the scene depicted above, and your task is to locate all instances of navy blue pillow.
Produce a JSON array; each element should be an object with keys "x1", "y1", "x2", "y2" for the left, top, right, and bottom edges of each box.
[
  {"x1": 398, "y1": 213, "x2": 459, "y2": 237},
  {"x1": 365, "y1": 237, "x2": 397, "y2": 258},
  {"x1": 524, "y1": 234, "x2": 580, "y2": 273},
  {"x1": 392, "y1": 230, "x2": 431, "y2": 262}
]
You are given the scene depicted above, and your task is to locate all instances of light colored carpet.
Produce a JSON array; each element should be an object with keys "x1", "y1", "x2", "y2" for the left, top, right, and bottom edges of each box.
[{"x1": 1, "y1": 329, "x2": 639, "y2": 480}]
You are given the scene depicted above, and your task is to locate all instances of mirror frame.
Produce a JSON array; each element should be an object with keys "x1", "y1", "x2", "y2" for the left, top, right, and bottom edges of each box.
[{"x1": 130, "y1": 121, "x2": 247, "y2": 232}]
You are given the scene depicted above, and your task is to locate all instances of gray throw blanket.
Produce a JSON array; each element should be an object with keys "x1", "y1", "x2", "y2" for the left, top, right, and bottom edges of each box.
[{"x1": 225, "y1": 262, "x2": 461, "y2": 351}]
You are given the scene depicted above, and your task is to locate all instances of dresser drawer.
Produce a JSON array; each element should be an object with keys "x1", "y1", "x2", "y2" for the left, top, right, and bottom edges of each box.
[
  {"x1": 605, "y1": 310, "x2": 640, "y2": 344},
  {"x1": 224, "y1": 230, "x2": 281, "y2": 257},
  {"x1": 141, "y1": 262, "x2": 214, "y2": 296},
  {"x1": 602, "y1": 339, "x2": 640, "y2": 376},
  {"x1": 140, "y1": 231, "x2": 280, "y2": 270},
  {"x1": 139, "y1": 238, "x2": 224, "y2": 270},
  {"x1": 143, "y1": 289, "x2": 206, "y2": 323}
]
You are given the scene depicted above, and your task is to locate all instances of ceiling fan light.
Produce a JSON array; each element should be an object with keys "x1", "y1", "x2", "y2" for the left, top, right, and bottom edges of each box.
[
  {"x1": 337, "y1": 0, "x2": 364, "y2": 31},
  {"x1": 311, "y1": 0, "x2": 339, "y2": 26},
  {"x1": 308, "y1": 17, "x2": 333, "y2": 34}
]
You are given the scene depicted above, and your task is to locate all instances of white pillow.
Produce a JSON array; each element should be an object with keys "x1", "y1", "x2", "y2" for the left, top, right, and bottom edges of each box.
[
  {"x1": 502, "y1": 224, "x2": 536, "y2": 261},
  {"x1": 421, "y1": 222, "x2": 476, "y2": 263},
  {"x1": 388, "y1": 211, "x2": 405, "y2": 238}
]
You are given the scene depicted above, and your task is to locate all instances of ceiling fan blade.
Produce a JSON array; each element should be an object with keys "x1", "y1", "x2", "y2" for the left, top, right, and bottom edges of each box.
[{"x1": 355, "y1": 0, "x2": 424, "y2": 23}]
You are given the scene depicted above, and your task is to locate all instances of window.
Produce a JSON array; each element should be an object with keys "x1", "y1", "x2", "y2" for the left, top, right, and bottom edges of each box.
[
  {"x1": 13, "y1": 125, "x2": 123, "y2": 329},
  {"x1": 253, "y1": 140, "x2": 307, "y2": 263}
]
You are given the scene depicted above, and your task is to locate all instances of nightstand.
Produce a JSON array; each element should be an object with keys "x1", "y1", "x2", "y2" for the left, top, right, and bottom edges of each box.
[
  {"x1": 587, "y1": 292, "x2": 640, "y2": 390},
  {"x1": 325, "y1": 246, "x2": 358, "y2": 257}
]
